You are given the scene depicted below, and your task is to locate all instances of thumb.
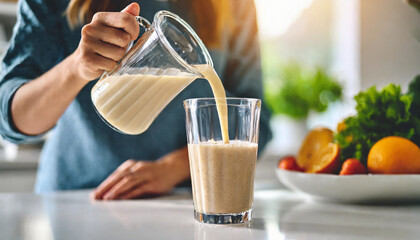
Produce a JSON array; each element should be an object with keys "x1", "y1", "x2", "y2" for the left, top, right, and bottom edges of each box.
[{"x1": 121, "y1": 2, "x2": 140, "y2": 16}]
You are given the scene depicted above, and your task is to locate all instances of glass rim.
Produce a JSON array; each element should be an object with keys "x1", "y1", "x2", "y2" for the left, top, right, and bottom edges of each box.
[
  {"x1": 154, "y1": 11, "x2": 213, "y2": 76},
  {"x1": 183, "y1": 97, "x2": 261, "y2": 107}
]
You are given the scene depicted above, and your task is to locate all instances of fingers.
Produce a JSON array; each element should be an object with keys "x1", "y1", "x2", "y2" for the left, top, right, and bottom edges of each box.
[
  {"x1": 92, "y1": 160, "x2": 174, "y2": 201},
  {"x1": 102, "y1": 172, "x2": 149, "y2": 200},
  {"x1": 75, "y1": 4, "x2": 140, "y2": 81},
  {"x1": 83, "y1": 24, "x2": 132, "y2": 48},
  {"x1": 92, "y1": 12, "x2": 140, "y2": 41},
  {"x1": 121, "y1": 3, "x2": 140, "y2": 16},
  {"x1": 78, "y1": 51, "x2": 117, "y2": 74},
  {"x1": 92, "y1": 160, "x2": 136, "y2": 200},
  {"x1": 118, "y1": 183, "x2": 155, "y2": 200},
  {"x1": 87, "y1": 39, "x2": 126, "y2": 62}
]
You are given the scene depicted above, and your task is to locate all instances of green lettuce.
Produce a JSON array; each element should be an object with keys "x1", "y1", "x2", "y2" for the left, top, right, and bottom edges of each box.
[
  {"x1": 264, "y1": 62, "x2": 342, "y2": 119},
  {"x1": 335, "y1": 80, "x2": 420, "y2": 165}
]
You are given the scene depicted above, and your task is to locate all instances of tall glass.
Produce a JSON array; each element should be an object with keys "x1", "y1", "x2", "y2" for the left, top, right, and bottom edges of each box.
[{"x1": 184, "y1": 98, "x2": 261, "y2": 224}]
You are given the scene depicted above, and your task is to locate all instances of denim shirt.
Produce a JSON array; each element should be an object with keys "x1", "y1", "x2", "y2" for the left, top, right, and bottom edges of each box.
[{"x1": 0, "y1": 0, "x2": 272, "y2": 193}]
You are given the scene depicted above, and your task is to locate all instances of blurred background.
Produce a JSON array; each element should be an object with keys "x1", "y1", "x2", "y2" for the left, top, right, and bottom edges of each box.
[
  {"x1": 0, "y1": 0, "x2": 420, "y2": 192},
  {"x1": 255, "y1": 0, "x2": 420, "y2": 155}
]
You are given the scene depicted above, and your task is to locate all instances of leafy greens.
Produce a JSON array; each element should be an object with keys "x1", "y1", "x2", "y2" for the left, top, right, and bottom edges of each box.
[
  {"x1": 264, "y1": 63, "x2": 342, "y2": 119},
  {"x1": 335, "y1": 76, "x2": 420, "y2": 165}
]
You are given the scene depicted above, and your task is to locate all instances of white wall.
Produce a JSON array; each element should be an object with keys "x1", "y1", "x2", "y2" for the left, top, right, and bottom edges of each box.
[{"x1": 360, "y1": 0, "x2": 420, "y2": 91}]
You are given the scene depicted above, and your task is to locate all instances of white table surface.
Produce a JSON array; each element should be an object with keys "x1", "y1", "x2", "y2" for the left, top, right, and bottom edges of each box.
[{"x1": 1, "y1": 155, "x2": 420, "y2": 240}]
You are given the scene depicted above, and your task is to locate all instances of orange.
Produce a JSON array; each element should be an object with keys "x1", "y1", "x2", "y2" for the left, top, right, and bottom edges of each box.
[
  {"x1": 305, "y1": 143, "x2": 340, "y2": 173},
  {"x1": 297, "y1": 127, "x2": 334, "y2": 169},
  {"x1": 367, "y1": 136, "x2": 420, "y2": 174},
  {"x1": 297, "y1": 128, "x2": 340, "y2": 173}
]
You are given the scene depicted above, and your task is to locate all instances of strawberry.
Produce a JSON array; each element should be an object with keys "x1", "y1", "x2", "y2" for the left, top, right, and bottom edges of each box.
[
  {"x1": 339, "y1": 158, "x2": 367, "y2": 175},
  {"x1": 278, "y1": 156, "x2": 303, "y2": 172}
]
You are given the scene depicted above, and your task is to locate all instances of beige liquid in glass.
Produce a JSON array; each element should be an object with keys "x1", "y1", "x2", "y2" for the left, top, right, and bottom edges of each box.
[
  {"x1": 189, "y1": 66, "x2": 258, "y2": 215},
  {"x1": 188, "y1": 140, "x2": 258, "y2": 214}
]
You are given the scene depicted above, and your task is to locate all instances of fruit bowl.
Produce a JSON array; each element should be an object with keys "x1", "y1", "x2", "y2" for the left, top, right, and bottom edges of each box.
[{"x1": 276, "y1": 169, "x2": 420, "y2": 203}]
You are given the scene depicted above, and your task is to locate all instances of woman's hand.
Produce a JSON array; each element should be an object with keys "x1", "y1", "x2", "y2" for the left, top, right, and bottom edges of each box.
[
  {"x1": 92, "y1": 147, "x2": 190, "y2": 200},
  {"x1": 71, "y1": 3, "x2": 140, "y2": 81}
]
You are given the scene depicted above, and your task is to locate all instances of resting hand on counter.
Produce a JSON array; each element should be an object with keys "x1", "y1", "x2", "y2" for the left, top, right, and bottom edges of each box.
[{"x1": 92, "y1": 147, "x2": 190, "y2": 200}]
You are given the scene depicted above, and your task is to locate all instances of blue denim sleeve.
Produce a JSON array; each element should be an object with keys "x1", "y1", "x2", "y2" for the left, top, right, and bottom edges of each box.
[
  {"x1": 223, "y1": 0, "x2": 272, "y2": 154},
  {"x1": 0, "y1": 0, "x2": 65, "y2": 144}
]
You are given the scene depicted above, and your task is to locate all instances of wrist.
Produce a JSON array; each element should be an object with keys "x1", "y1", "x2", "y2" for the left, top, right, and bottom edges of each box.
[
  {"x1": 157, "y1": 147, "x2": 190, "y2": 186},
  {"x1": 62, "y1": 52, "x2": 90, "y2": 89}
]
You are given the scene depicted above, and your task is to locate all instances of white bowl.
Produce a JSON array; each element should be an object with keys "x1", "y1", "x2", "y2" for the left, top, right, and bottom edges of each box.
[{"x1": 276, "y1": 169, "x2": 420, "y2": 203}]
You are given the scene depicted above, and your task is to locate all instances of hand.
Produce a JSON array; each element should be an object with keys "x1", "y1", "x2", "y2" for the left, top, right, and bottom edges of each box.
[
  {"x1": 92, "y1": 147, "x2": 190, "y2": 200},
  {"x1": 71, "y1": 3, "x2": 140, "y2": 81}
]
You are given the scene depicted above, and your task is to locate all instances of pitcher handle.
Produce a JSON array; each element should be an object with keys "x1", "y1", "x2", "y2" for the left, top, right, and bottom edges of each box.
[
  {"x1": 125, "y1": 16, "x2": 151, "y2": 51},
  {"x1": 135, "y1": 16, "x2": 151, "y2": 32},
  {"x1": 125, "y1": 16, "x2": 151, "y2": 50}
]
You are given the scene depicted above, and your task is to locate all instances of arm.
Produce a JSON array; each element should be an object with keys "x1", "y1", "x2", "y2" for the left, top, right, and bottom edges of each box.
[
  {"x1": 10, "y1": 3, "x2": 140, "y2": 135},
  {"x1": 0, "y1": 0, "x2": 139, "y2": 139},
  {"x1": 11, "y1": 54, "x2": 87, "y2": 135}
]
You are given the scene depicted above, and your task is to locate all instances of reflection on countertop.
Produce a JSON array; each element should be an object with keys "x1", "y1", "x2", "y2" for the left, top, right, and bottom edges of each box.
[{"x1": 1, "y1": 188, "x2": 420, "y2": 240}]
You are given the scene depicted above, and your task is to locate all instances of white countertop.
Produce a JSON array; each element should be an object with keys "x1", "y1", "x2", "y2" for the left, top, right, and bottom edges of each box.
[
  {"x1": 1, "y1": 155, "x2": 420, "y2": 240},
  {"x1": 1, "y1": 188, "x2": 420, "y2": 240}
]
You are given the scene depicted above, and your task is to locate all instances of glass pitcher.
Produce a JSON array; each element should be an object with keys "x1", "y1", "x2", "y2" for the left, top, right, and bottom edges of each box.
[{"x1": 91, "y1": 10, "x2": 213, "y2": 135}]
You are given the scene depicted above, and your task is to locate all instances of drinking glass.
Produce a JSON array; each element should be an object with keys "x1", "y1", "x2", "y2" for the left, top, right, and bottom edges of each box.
[{"x1": 184, "y1": 98, "x2": 261, "y2": 224}]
